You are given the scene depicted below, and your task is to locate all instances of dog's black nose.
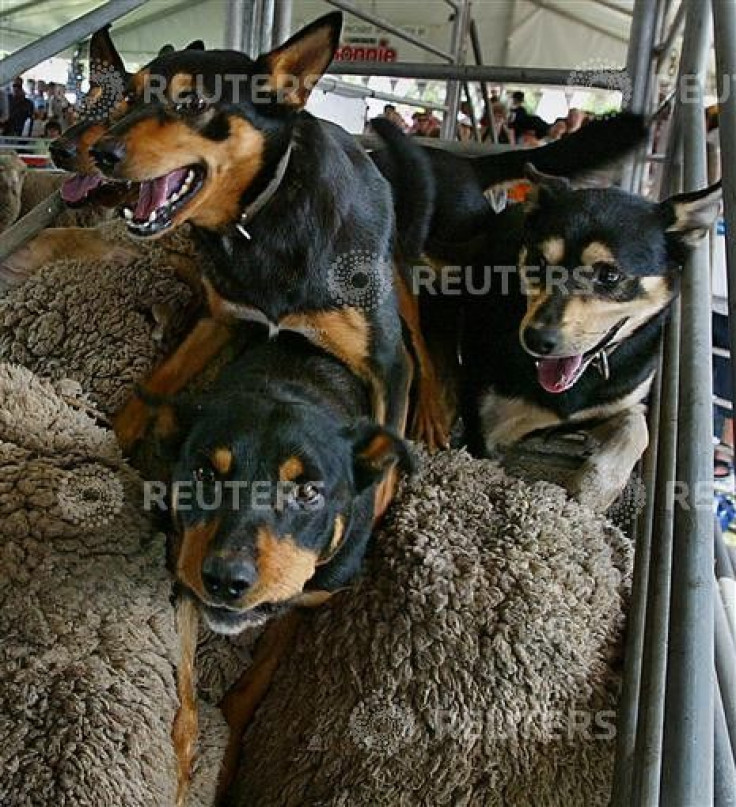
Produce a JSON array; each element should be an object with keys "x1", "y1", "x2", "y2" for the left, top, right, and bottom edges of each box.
[
  {"x1": 202, "y1": 554, "x2": 257, "y2": 603},
  {"x1": 90, "y1": 138, "x2": 125, "y2": 173},
  {"x1": 523, "y1": 326, "x2": 559, "y2": 356},
  {"x1": 48, "y1": 137, "x2": 76, "y2": 167}
]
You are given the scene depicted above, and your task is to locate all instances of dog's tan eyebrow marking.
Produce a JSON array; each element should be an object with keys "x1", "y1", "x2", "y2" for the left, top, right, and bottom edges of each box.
[
  {"x1": 279, "y1": 456, "x2": 304, "y2": 482},
  {"x1": 581, "y1": 241, "x2": 617, "y2": 267},
  {"x1": 211, "y1": 447, "x2": 234, "y2": 475},
  {"x1": 540, "y1": 237, "x2": 565, "y2": 264}
]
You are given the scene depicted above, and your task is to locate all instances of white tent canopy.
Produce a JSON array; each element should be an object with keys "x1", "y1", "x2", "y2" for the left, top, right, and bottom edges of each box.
[{"x1": 0, "y1": 0, "x2": 633, "y2": 70}]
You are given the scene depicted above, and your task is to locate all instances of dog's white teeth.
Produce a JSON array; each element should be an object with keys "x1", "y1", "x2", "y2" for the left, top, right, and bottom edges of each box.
[
  {"x1": 148, "y1": 211, "x2": 157, "y2": 223},
  {"x1": 186, "y1": 169, "x2": 194, "y2": 183},
  {"x1": 170, "y1": 191, "x2": 179, "y2": 203},
  {"x1": 123, "y1": 208, "x2": 133, "y2": 221}
]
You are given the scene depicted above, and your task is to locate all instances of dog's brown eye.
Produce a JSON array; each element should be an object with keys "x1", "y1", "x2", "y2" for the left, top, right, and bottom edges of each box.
[
  {"x1": 594, "y1": 262, "x2": 622, "y2": 287},
  {"x1": 192, "y1": 465, "x2": 216, "y2": 483}
]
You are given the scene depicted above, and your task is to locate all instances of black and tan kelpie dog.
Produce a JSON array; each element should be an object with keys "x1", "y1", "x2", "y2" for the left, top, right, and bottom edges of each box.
[
  {"x1": 86, "y1": 12, "x2": 444, "y2": 452},
  {"x1": 454, "y1": 167, "x2": 721, "y2": 510}
]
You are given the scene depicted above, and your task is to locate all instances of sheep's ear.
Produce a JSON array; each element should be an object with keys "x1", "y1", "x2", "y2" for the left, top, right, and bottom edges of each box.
[
  {"x1": 349, "y1": 422, "x2": 415, "y2": 492},
  {"x1": 524, "y1": 163, "x2": 571, "y2": 210},
  {"x1": 259, "y1": 11, "x2": 342, "y2": 108},
  {"x1": 661, "y1": 181, "x2": 722, "y2": 246},
  {"x1": 89, "y1": 25, "x2": 126, "y2": 77}
]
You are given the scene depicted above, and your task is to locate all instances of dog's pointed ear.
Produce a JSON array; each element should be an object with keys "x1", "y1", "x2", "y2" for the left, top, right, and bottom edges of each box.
[
  {"x1": 349, "y1": 421, "x2": 415, "y2": 492},
  {"x1": 259, "y1": 11, "x2": 342, "y2": 108},
  {"x1": 89, "y1": 25, "x2": 126, "y2": 77},
  {"x1": 158, "y1": 44, "x2": 175, "y2": 56},
  {"x1": 137, "y1": 389, "x2": 195, "y2": 459},
  {"x1": 185, "y1": 39, "x2": 205, "y2": 51},
  {"x1": 660, "y1": 181, "x2": 722, "y2": 246},
  {"x1": 524, "y1": 163, "x2": 571, "y2": 210}
]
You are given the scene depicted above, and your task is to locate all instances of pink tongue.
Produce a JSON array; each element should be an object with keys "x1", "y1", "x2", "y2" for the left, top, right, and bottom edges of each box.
[
  {"x1": 61, "y1": 174, "x2": 102, "y2": 204},
  {"x1": 134, "y1": 168, "x2": 189, "y2": 220},
  {"x1": 537, "y1": 355, "x2": 583, "y2": 394}
]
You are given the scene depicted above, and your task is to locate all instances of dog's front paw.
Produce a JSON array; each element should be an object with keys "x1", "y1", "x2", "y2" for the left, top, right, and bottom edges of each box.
[
  {"x1": 113, "y1": 394, "x2": 151, "y2": 452},
  {"x1": 410, "y1": 384, "x2": 450, "y2": 452},
  {"x1": 568, "y1": 459, "x2": 631, "y2": 513}
]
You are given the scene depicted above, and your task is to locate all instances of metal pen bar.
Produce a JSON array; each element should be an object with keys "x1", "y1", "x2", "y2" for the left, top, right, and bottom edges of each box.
[
  {"x1": 611, "y1": 343, "x2": 663, "y2": 807},
  {"x1": 323, "y1": 0, "x2": 454, "y2": 62},
  {"x1": 442, "y1": 0, "x2": 472, "y2": 139},
  {"x1": 0, "y1": 0, "x2": 149, "y2": 86},
  {"x1": 318, "y1": 77, "x2": 448, "y2": 112},
  {"x1": 0, "y1": 190, "x2": 64, "y2": 282},
  {"x1": 715, "y1": 585, "x2": 736, "y2": 754},
  {"x1": 715, "y1": 522, "x2": 736, "y2": 581},
  {"x1": 590, "y1": 0, "x2": 634, "y2": 15},
  {"x1": 712, "y1": 0, "x2": 736, "y2": 495},
  {"x1": 326, "y1": 61, "x2": 628, "y2": 88},
  {"x1": 272, "y1": 0, "x2": 292, "y2": 46},
  {"x1": 655, "y1": 0, "x2": 686, "y2": 60},
  {"x1": 469, "y1": 19, "x2": 495, "y2": 144},
  {"x1": 631, "y1": 303, "x2": 680, "y2": 807},
  {"x1": 714, "y1": 679, "x2": 736, "y2": 807},
  {"x1": 661, "y1": 0, "x2": 715, "y2": 803}
]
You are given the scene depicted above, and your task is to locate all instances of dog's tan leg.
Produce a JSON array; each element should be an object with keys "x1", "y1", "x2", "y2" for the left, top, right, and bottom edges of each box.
[
  {"x1": 1, "y1": 228, "x2": 139, "y2": 283},
  {"x1": 113, "y1": 317, "x2": 232, "y2": 451},
  {"x1": 216, "y1": 610, "x2": 303, "y2": 803},
  {"x1": 395, "y1": 268, "x2": 450, "y2": 451},
  {"x1": 568, "y1": 404, "x2": 650, "y2": 512},
  {"x1": 172, "y1": 596, "x2": 200, "y2": 807}
]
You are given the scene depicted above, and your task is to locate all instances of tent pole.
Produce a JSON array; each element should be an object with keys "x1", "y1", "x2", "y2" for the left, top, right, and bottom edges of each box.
[{"x1": 0, "y1": 0, "x2": 149, "y2": 86}]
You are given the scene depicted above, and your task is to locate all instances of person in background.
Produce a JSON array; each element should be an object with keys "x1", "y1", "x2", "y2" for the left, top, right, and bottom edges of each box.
[
  {"x1": 43, "y1": 119, "x2": 62, "y2": 139},
  {"x1": 544, "y1": 118, "x2": 568, "y2": 142},
  {"x1": 457, "y1": 101, "x2": 474, "y2": 141},
  {"x1": 507, "y1": 90, "x2": 531, "y2": 138},
  {"x1": 566, "y1": 107, "x2": 585, "y2": 134},
  {"x1": 3, "y1": 78, "x2": 34, "y2": 136},
  {"x1": 409, "y1": 109, "x2": 441, "y2": 138},
  {"x1": 47, "y1": 83, "x2": 70, "y2": 131},
  {"x1": 381, "y1": 103, "x2": 407, "y2": 132}
]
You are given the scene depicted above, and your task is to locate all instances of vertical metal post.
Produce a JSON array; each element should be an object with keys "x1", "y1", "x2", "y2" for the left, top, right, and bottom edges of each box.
[
  {"x1": 611, "y1": 346, "x2": 662, "y2": 807},
  {"x1": 712, "y1": 0, "x2": 736, "y2": 462},
  {"x1": 260, "y1": 0, "x2": 275, "y2": 53},
  {"x1": 631, "y1": 306, "x2": 680, "y2": 806},
  {"x1": 272, "y1": 0, "x2": 292, "y2": 46},
  {"x1": 623, "y1": 0, "x2": 665, "y2": 191},
  {"x1": 661, "y1": 0, "x2": 715, "y2": 803},
  {"x1": 225, "y1": 0, "x2": 249, "y2": 51},
  {"x1": 469, "y1": 18, "x2": 494, "y2": 142},
  {"x1": 442, "y1": 0, "x2": 471, "y2": 140}
]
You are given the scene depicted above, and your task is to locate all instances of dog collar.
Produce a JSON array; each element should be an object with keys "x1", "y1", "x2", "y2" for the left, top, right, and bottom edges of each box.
[{"x1": 235, "y1": 141, "x2": 294, "y2": 240}]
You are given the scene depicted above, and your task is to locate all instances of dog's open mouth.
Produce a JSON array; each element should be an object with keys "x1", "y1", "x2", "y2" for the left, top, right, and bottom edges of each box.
[
  {"x1": 119, "y1": 164, "x2": 205, "y2": 236},
  {"x1": 200, "y1": 601, "x2": 283, "y2": 635},
  {"x1": 61, "y1": 173, "x2": 134, "y2": 208},
  {"x1": 535, "y1": 318, "x2": 628, "y2": 394}
]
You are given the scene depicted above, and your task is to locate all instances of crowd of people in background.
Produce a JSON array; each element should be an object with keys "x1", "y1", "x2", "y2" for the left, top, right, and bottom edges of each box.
[
  {"x1": 0, "y1": 77, "x2": 72, "y2": 139},
  {"x1": 375, "y1": 89, "x2": 598, "y2": 146}
]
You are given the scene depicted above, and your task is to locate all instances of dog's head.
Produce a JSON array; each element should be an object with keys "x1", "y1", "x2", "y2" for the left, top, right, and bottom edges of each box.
[
  {"x1": 518, "y1": 165, "x2": 721, "y2": 393},
  {"x1": 89, "y1": 12, "x2": 342, "y2": 238},
  {"x1": 50, "y1": 26, "x2": 204, "y2": 208},
  {"x1": 156, "y1": 390, "x2": 409, "y2": 634}
]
